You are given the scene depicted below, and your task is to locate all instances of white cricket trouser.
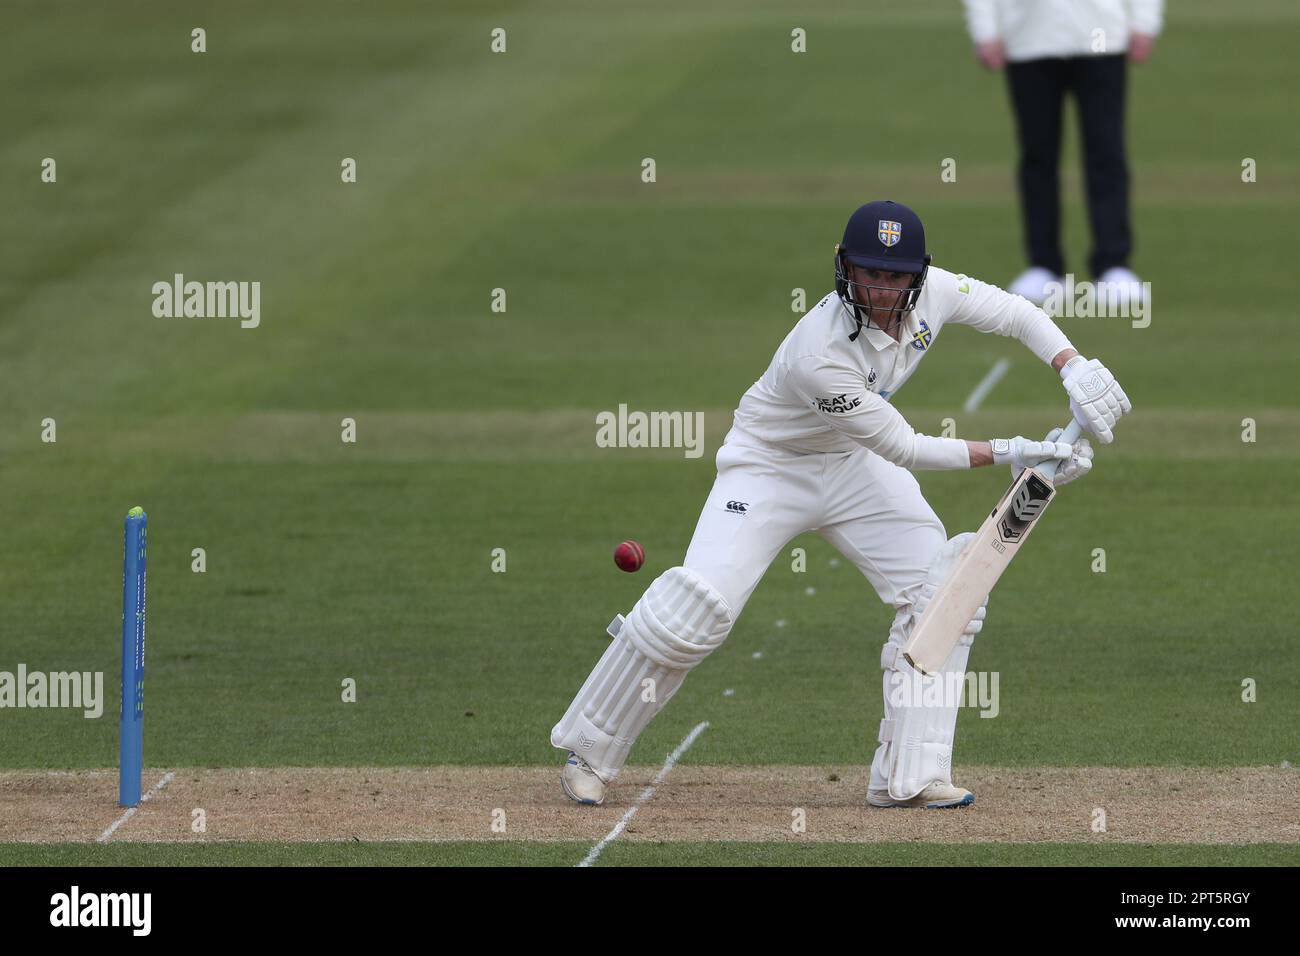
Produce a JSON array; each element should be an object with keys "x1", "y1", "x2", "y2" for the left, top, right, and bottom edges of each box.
[{"x1": 683, "y1": 426, "x2": 947, "y2": 617}]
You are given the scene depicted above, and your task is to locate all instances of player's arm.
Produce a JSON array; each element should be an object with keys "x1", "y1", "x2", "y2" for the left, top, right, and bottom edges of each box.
[
  {"x1": 1129, "y1": 0, "x2": 1165, "y2": 37},
  {"x1": 784, "y1": 358, "x2": 1070, "y2": 471},
  {"x1": 942, "y1": 272, "x2": 1134, "y2": 442},
  {"x1": 962, "y1": 0, "x2": 998, "y2": 43},
  {"x1": 962, "y1": 0, "x2": 1004, "y2": 69}
]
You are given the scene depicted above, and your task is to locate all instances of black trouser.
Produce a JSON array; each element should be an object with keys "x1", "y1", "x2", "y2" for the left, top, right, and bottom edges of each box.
[{"x1": 1006, "y1": 53, "x2": 1131, "y2": 277}]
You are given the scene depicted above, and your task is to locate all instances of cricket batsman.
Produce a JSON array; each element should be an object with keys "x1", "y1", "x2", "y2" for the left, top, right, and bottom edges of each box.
[{"x1": 551, "y1": 200, "x2": 1131, "y2": 808}]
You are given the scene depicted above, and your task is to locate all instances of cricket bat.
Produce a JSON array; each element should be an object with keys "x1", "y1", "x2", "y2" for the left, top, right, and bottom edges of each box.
[{"x1": 902, "y1": 420, "x2": 1083, "y2": 676}]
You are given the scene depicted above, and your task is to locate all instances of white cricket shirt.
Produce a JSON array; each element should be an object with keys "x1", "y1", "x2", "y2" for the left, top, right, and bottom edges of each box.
[
  {"x1": 962, "y1": 0, "x2": 1165, "y2": 62},
  {"x1": 729, "y1": 267, "x2": 1074, "y2": 470}
]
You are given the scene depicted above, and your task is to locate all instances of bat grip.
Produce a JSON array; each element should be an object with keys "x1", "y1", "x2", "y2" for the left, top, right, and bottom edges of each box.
[{"x1": 1037, "y1": 419, "x2": 1084, "y2": 481}]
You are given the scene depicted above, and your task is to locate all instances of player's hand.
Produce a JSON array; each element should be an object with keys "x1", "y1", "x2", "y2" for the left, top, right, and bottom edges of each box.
[
  {"x1": 1128, "y1": 33, "x2": 1156, "y2": 64},
  {"x1": 991, "y1": 436, "x2": 1072, "y2": 471},
  {"x1": 1060, "y1": 355, "x2": 1132, "y2": 444},
  {"x1": 975, "y1": 40, "x2": 1006, "y2": 70},
  {"x1": 1038, "y1": 426, "x2": 1093, "y2": 486}
]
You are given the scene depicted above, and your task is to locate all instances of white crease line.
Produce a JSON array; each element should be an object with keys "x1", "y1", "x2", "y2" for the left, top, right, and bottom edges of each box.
[
  {"x1": 963, "y1": 358, "x2": 1011, "y2": 412},
  {"x1": 577, "y1": 722, "x2": 709, "y2": 867},
  {"x1": 97, "y1": 771, "x2": 176, "y2": 844}
]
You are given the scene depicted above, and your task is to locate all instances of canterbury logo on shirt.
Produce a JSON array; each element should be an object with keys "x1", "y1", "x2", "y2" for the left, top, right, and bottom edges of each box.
[{"x1": 815, "y1": 393, "x2": 862, "y2": 414}]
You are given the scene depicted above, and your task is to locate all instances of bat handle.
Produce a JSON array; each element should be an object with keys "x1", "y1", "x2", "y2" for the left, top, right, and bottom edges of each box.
[{"x1": 1037, "y1": 419, "x2": 1084, "y2": 482}]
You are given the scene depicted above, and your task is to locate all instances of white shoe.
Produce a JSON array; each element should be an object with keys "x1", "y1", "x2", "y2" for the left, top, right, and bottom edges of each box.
[
  {"x1": 1008, "y1": 267, "x2": 1063, "y2": 307},
  {"x1": 1096, "y1": 267, "x2": 1145, "y2": 310},
  {"x1": 561, "y1": 752, "x2": 607, "y2": 806},
  {"x1": 867, "y1": 781, "x2": 974, "y2": 809}
]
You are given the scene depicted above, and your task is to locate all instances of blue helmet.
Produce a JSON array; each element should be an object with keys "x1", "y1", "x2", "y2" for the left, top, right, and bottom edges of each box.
[{"x1": 834, "y1": 200, "x2": 932, "y2": 341}]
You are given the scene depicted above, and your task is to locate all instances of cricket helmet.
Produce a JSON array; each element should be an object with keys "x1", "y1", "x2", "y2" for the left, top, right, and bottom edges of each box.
[{"x1": 834, "y1": 200, "x2": 932, "y2": 341}]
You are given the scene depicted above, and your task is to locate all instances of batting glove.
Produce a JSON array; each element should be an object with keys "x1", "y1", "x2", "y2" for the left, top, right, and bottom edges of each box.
[
  {"x1": 991, "y1": 435, "x2": 1073, "y2": 471},
  {"x1": 1060, "y1": 355, "x2": 1132, "y2": 444},
  {"x1": 1038, "y1": 426, "x2": 1093, "y2": 486}
]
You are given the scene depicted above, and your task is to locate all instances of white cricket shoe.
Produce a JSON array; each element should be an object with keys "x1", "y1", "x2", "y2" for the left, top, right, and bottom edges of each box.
[
  {"x1": 867, "y1": 781, "x2": 974, "y2": 809},
  {"x1": 1008, "y1": 267, "x2": 1064, "y2": 307},
  {"x1": 561, "y1": 751, "x2": 607, "y2": 806},
  {"x1": 1096, "y1": 267, "x2": 1146, "y2": 311}
]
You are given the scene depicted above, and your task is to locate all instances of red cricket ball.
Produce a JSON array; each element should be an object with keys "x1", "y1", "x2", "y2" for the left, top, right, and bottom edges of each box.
[{"x1": 614, "y1": 540, "x2": 645, "y2": 572}]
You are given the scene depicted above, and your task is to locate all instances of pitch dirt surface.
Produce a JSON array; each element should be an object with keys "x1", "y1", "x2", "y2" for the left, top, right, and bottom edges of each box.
[{"x1": 3, "y1": 766, "x2": 1296, "y2": 846}]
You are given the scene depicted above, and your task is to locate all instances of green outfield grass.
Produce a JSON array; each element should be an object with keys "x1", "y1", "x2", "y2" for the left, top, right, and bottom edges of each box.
[
  {"x1": 4, "y1": 449, "x2": 1295, "y2": 770},
  {"x1": 1, "y1": 1, "x2": 1297, "y2": 864}
]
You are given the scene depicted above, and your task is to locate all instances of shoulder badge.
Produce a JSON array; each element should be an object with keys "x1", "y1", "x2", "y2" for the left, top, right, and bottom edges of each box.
[{"x1": 910, "y1": 319, "x2": 932, "y2": 351}]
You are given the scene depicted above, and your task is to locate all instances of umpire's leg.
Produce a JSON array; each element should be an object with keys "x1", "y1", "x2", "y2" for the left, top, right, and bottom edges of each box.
[
  {"x1": 1071, "y1": 53, "x2": 1132, "y2": 276},
  {"x1": 1006, "y1": 58, "x2": 1069, "y2": 276}
]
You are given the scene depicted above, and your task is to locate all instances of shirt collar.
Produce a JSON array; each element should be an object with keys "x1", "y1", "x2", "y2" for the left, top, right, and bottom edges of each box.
[{"x1": 860, "y1": 309, "x2": 919, "y2": 350}]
